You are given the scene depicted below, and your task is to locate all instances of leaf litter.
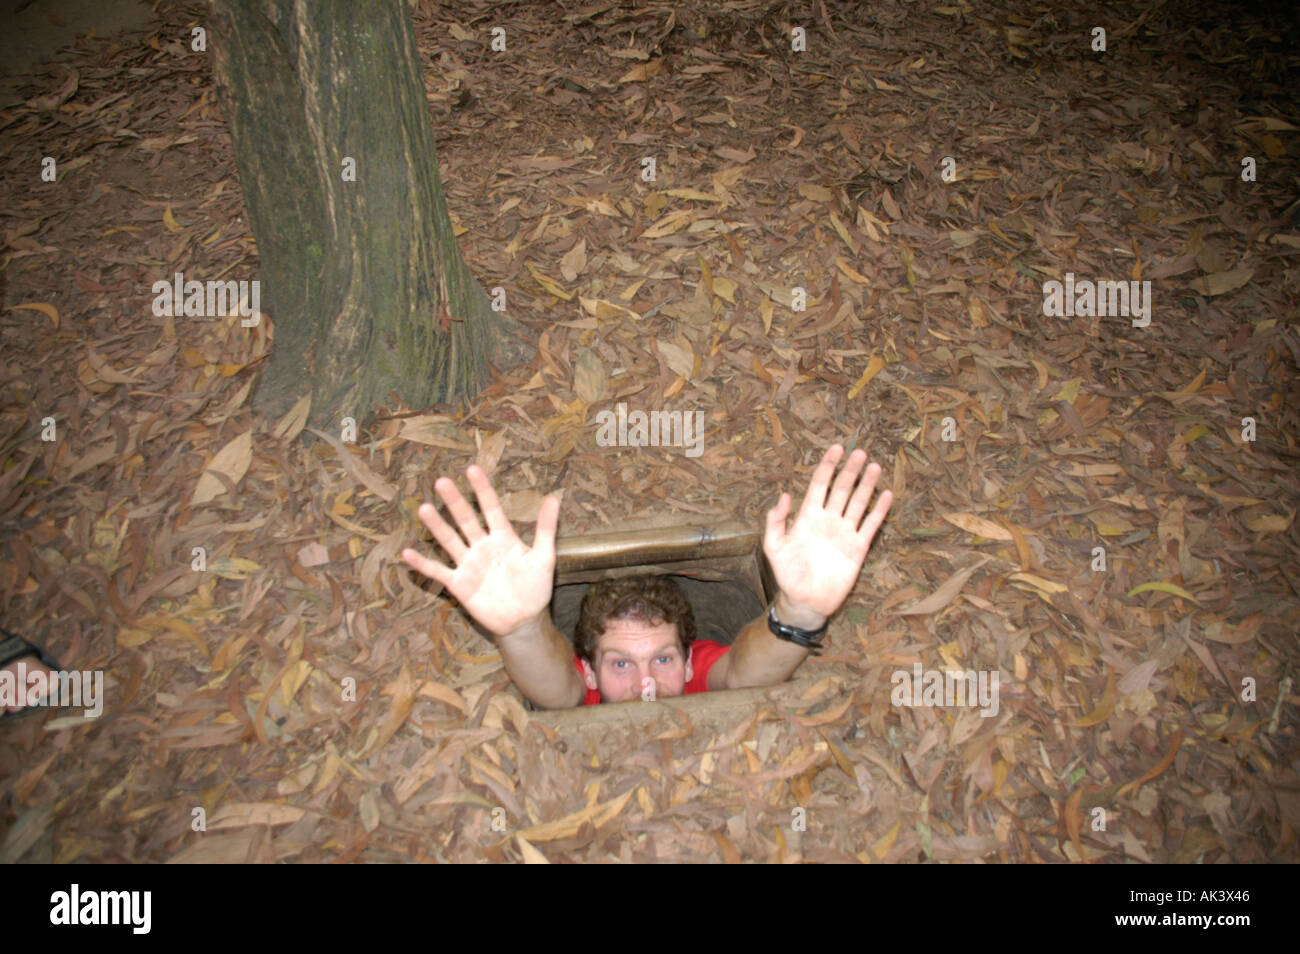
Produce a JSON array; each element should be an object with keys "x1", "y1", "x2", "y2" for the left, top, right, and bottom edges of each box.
[{"x1": 0, "y1": 0, "x2": 1297, "y2": 863}]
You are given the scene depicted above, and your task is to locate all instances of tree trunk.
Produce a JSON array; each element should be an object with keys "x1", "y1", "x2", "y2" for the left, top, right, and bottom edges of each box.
[{"x1": 207, "y1": 0, "x2": 533, "y2": 432}]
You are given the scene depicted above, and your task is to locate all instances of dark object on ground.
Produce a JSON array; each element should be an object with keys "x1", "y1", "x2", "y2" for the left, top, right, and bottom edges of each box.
[{"x1": 0, "y1": 626, "x2": 63, "y2": 723}]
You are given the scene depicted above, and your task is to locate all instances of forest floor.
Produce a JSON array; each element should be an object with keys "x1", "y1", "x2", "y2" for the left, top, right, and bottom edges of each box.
[
  {"x1": 0, "y1": 0, "x2": 154, "y2": 107},
  {"x1": 0, "y1": 0, "x2": 1298, "y2": 863}
]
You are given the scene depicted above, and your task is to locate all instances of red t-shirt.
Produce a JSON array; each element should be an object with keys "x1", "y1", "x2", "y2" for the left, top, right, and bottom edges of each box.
[{"x1": 573, "y1": 639, "x2": 730, "y2": 706}]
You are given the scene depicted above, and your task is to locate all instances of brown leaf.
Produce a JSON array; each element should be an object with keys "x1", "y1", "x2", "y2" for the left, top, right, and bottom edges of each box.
[
  {"x1": 1073, "y1": 668, "x2": 1117, "y2": 727},
  {"x1": 712, "y1": 831, "x2": 743, "y2": 864},
  {"x1": 1117, "y1": 659, "x2": 1159, "y2": 696},
  {"x1": 12, "y1": 754, "x2": 58, "y2": 803},
  {"x1": 1201, "y1": 615, "x2": 1265, "y2": 645},
  {"x1": 165, "y1": 829, "x2": 274, "y2": 864},
  {"x1": 85, "y1": 344, "x2": 142, "y2": 384},
  {"x1": 942, "y1": 512, "x2": 1013, "y2": 540},
  {"x1": 894, "y1": 557, "x2": 992, "y2": 615},
  {"x1": 560, "y1": 237, "x2": 587, "y2": 282},
  {"x1": 1245, "y1": 510, "x2": 1294, "y2": 534},
  {"x1": 571, "y1": 347, "x2": 607, "y2": 405},
  {"x1": 418, "y1": 679, "x2": 467, "y2": 712},
  {"x1": 499, "y1": 488, "x2": 546, "y2": 523},
  {"x1": 396, "y1": 415, "x2": 475, "y2": 450},
  {"x1": 514, "y1": 788, "x2": 634, "y2": 842},
  {"x1": 26, "y1": 68, "x2": 78, "y2": 111},
  {"x1": 656, "y1": 338, "x2": 697, "y2": 379},
  {"x1": 1064, "y1": 787, "x2": 1088, "y2": 862},
  {"x1": 1120, "y1": 728, "x2": 1185, "y2": 798},
  {"x1": 272, "y1": 393, "x2": 311, "y2": 441},
  {"x1": 799, "y1": 693, "x2": 855, "y2": 728},
  {"x1": 515, "y1": 835, "x2": 550, "y2": 863},
  {"x1": 190, "y1": 430, "x2": 253, "y2": 506},
  {"x1": 207, "y1": 802, "x2": 306, "y2": 829},
  {"x1": 475, "y1": 430, "x2": 508, "y2": 476},
  {"x1": 366, "y1": 661, "x2": 418, "y2": 756},
  {"x1": 1187, "y1": 267, "x2": 1254, "y2": 296},
  {"x1": 306, "y1": 427, "x2": 397, "y2": 502},
  {"x1": 359, "y1": 791, "x2": 380, "y2": 833}
]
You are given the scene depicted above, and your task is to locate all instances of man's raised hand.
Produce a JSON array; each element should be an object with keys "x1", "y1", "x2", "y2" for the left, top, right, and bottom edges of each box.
[
  {"x1": 763, "y1": 444, "x2": 893, "y2": 627},
  {"x1": 401, "y1": 466, "x2": 561, "y2": 639}
]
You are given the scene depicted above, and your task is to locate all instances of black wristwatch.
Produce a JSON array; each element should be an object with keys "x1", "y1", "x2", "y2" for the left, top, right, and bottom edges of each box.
[{"x1": 767, "y1": 602, "x2": 828, "y2": 653}]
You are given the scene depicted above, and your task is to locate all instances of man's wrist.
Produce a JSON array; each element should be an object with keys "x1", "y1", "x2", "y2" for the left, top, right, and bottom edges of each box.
[
  {"x1": 498, "y1": 610, "x2": 550, "y2": 643},
  {"x1": 772, "y1": 593, "x2": 828, "y2": 634}
]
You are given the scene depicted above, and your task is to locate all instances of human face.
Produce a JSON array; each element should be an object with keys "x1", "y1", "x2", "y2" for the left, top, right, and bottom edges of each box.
[{"x1": 580, "y1": 617, "x2": 693, "y2": 703}]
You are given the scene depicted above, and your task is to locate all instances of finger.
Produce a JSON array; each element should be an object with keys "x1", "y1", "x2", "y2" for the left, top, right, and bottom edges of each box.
[
  {"x1": 436, "y1": 475, "x2": 487, "y2": 544},
  {"x1": 797, "y1": 444, "x2": 844, "y2": 519},
  {"x1": 400, "y1": 547, "x2": 453, "y2": 588},
  {"x1": 530, "y1": 493, "x2": 562, "y2": 557},
  {"x1": 856, "y1": 488, "x2": 894, "y2": 546},
  {"x1": 825, "y1": 447, "x2": 868, "y2": 517},
  {"x1": 465, "y1": 464, "x2": 513, "y2": 536},
  {"x1": 416, "y1": 501, "x2": 468, "y2": 563},
  {"x1": 764, "y1": 491, "x2": 792, "y2": 552},
  {"x1": 844, "y1": 461, "x2": 882, "y2": 528}
]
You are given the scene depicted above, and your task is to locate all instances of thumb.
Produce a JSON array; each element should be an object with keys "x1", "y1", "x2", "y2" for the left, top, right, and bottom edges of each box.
[
  {"x1": 764, "y1": 492, "x2": 791, "y2": 553},
  {"x1": 531, "y1": 493, "x2": 562, "y2": 557}
]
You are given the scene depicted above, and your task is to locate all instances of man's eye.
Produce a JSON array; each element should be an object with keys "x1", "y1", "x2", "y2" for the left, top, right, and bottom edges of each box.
[
  {"x1": 613, "y1": 661, "x2": 628, "y2": 669},
  {"x1": 657, "y1": 656, "x2": 671, "y2": 664}
]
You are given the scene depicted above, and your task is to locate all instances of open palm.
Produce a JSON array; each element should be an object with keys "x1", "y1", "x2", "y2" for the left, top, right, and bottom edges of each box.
[
  {"x1": 401, "y1": 466, "x2": 561, "y2": 638},
  {"x1": 764, "y1": 445, "x2": 893, "y2": 619}
]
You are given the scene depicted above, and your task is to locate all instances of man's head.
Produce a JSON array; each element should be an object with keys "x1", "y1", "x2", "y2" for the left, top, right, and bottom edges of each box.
[{"x1": 574, "y1": 575, "x2": 698, "y2": 703}]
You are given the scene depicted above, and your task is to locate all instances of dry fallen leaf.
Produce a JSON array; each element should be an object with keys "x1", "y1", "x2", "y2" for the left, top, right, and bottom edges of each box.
[
  {"x1": 515, "y1": 835, "x2": 550, "y2": 863},
  {"x1": 573, "y1": 347, "x2": 607, "y2": 403},
  {"x1": 894, "y1": 557, "x2": 992, "y2": 615},
  {"x1": 189, "y1": 430, "x2": 253, "y2": 506},
  {"x1": 656, "y1": 338, "x2": 697, "y2": 379},
  {"x1": 206, "y1": 802, "x2": 306, "y2": 830},
  {"x1": 1187, "y1": 267, "x2": 1254, "y2": 296},
  {"x1": 943, "y1": 512, "x2": 1013, "y2": 540},
  {"x1": 1244, "y1": 511, "x2": 1294, "y2": 534}
]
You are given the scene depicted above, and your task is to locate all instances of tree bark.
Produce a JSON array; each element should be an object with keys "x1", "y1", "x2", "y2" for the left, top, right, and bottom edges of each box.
[{"x1": 208, "y1": 0, "x2": 533, "y2": 432}]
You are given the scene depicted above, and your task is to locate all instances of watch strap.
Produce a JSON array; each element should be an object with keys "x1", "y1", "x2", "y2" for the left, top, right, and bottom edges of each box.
[{"x1": 767, "y1": 603, "x2": 827, "y2": 653}]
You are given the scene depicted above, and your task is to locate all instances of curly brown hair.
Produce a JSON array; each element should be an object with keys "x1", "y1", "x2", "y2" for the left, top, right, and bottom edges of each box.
[{"x1": 573, "y1": 575, "x2": 697, "y2": 663}]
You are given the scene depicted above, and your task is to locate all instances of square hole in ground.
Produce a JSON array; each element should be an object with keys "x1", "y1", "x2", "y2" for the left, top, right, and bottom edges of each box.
[
  {"x1": 551, "y1": 518, "x2": 773, "y2": 645},
  {"x1": 551, "y1": 575, "x2": 763, "y2": 647},
  {"x1": 517, "y1": 519, "x2": 808, "y2": 725}
]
